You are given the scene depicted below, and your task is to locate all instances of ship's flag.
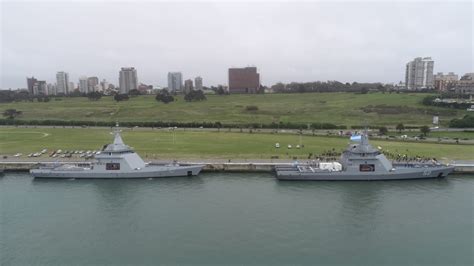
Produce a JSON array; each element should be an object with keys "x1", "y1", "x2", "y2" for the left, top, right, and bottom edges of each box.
[{"x1": 350, "y1": 134, "x2": 362, "y2": 142}]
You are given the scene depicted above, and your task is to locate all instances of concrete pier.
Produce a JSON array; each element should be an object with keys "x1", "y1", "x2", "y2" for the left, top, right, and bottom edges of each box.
[{"x1": 451, "y1": 161, "x2": 474, "y2": 174}]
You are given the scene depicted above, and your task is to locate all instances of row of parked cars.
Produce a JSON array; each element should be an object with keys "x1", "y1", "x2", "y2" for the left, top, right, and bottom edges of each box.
[{"x1": 13, "y1": 149, "x2": 101, "y2": 159}]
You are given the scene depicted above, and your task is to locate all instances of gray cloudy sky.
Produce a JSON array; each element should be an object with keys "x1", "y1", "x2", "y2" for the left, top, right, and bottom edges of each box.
[{"x1": 1, "y1": 1, "x2": 473, "y2": 88}]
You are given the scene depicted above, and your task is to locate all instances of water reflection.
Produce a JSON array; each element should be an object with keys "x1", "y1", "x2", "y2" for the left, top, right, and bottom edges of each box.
[
  {"x1": 3, "y1": 173, "x2": 473, "y2": 265},
  {"x1": 275, "y1": 177, "x2": 452, "y2": 194},
  {"x1": 274, "y1": 178, "x2": 453, "y2": 222},
  {"x1": 31, "y1": 176, "x2": 205, "y2": 212}
]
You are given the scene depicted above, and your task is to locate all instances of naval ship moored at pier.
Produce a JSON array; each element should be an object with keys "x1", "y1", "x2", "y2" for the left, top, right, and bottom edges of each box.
[
  {"x1": 275, "y1": 132, "x2": 454, "y2": 181},
  {"x1": 30, "y1": 124, "x2": 203, "y2": 179}
]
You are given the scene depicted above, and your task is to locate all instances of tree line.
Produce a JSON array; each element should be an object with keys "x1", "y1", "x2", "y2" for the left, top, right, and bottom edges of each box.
[
  {"x1": 422, "y1": 95, "x2": 472, "y2": 110},
  {"x1": 0, "y1": 118, "x2": 345, "y2": 130},
  {"x1": 0, "y1": 90, "x2": 52, "y2": 103},
  {"x1": 270, "y1": 81, "x2": 388, "y2": 93}
]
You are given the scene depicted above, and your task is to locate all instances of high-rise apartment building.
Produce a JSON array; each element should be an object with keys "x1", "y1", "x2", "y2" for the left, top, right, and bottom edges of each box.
[
  {"x1": 195, "y1": 76, "x2": 203, "y2": 90},
  {"x1": 26, "y1": 77, "x2": 37, "y2": 95},
  {"x1": 56, "y1": 71, "x2": 70, "y2": 95},
  {"x1": 79, "y1": 76, "x2": 89, "y2": 93},
  {"x1": 228, "y1": 67, "x2": 260, "y2": 93},
  {"x1": 184, "y1": 79, "x2": 194, "y2": 94},
  {"x1": 405, "y1": 57, "x2": 434, "y2": 90},
  {"x1": 119, "y1": 67, "x2": 138, "y2": 94},
  {"x1": 167, "y1": 72, "x2": 183, "y2": 92}
]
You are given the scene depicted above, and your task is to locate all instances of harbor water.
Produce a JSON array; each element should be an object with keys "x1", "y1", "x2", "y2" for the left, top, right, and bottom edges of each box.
[{"x1": 1, "y1": 173, "x2": 473, "y2": 265}]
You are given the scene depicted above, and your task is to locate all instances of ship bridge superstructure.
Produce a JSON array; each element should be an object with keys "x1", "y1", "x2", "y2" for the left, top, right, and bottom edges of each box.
[
  {"x1": 339, "y1": 133, "x2": 393, "y2": 173},
  {"x1": 94, "y1": 125, "x2": 146, "y2": 171}
]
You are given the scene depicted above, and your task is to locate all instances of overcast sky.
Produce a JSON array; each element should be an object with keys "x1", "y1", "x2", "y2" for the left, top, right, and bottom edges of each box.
[{"x1": 1, "y1": 1, "x2": 472, "y2": 88}]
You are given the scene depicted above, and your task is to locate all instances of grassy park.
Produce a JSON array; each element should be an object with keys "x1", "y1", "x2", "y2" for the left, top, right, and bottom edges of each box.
[
  {"x1": 1, "y1": 92, "x2": 469, "y2": 127},
  {"x1": 0, "y1": 127, "x2": 472, "y2": 160}
]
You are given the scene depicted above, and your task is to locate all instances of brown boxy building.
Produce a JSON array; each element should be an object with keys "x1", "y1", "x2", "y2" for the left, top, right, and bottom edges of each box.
[{"x1": 228, "y1": 67, "x2": 260, "y2": 93}]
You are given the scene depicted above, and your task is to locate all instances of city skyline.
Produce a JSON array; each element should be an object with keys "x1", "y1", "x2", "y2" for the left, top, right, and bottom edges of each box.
[{"x1": 1, "y1": 1, "x2": 473, "y2": 88}]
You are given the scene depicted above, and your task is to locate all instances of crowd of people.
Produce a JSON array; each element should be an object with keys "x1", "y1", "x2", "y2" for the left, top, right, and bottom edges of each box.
[{"x1": 303, "y1": 148, "x2": 440, "y2": 165}]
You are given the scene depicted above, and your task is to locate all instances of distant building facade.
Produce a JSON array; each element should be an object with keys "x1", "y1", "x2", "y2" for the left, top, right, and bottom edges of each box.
[
  {"x1": 35, "y1": 80, "x2": 47, "y2": 95},
  {"x1": 434, "y1": 72, "x2": 458, "y2": 92},
  {"x1": 228, "y1": 67, "x2": 260, "y2": 93},
  {"x1": 26, "y1": 77, "x2": 47, "y2": 95},
  {"x1": 392, "y1": 81, "x2": 406, "y2": 90},
  {"x1": 100, "y1": 79, "x2": 108, "y2": 92},
  {"x1": 79, "y1": 76, "x2": 89, "y2": 93},
  {"x1": 184, "y1": 79, "x2": 194, "y2": 94},
  {"x1": 69, "y1": 82, "x2": 75, "y2": 93},
  {"x1": 138, "y1": 84, "x2": 153, "y2": 94},
  {"x1": 405, "y1": 57, "x2": 434, "y2": 90},
  {"x1": 88, "y1": 76, "x2": 99, "y2": 92},
  {"x1": 167, "y1": 72, "x2": 183, "y2": 92},
  {"x1": 455, "y1": 73, "x2": 474, "y2": 95},
  {"x1": 195, "y1": 76, "x2": 203, "y2": 90},
  {"x1": 26, "y1": 77, "x2": 37, "y2": 95},
  {"x1": 119, "y1": 67, "x2": 138, "y2": 94},
  {"x1": 47, "y1": 83, "x2": 56, "y2": 95},
  {"x1": 56, "y1": 71, "x2": 70, "y2": 95}
]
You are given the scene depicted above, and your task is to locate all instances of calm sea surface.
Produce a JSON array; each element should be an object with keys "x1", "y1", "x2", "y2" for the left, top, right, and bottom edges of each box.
[{"x1": 1, "y1": 173, "x2": 473, "y2": 265}]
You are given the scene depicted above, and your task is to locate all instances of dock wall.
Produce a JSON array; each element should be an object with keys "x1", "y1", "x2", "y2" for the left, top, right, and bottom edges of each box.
[{"x1": 1, "y1": 161, "x2": 473, "y2": 174}]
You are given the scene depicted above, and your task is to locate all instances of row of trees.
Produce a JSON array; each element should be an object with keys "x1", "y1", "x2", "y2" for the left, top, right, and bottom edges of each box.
[
  {"x1": 0, "y1": 90, "x2": 52, "y2": 103},
  {"x1": 422, "y1": 95, "x2": 472, "y2": 110},
  {"x1": 449, "y1": 115, "x2": 474, "y2": 128},
  {"x1": 0, "y1": 117, "x2": 345, "y2": 130},
  {"x1": 87, "y1": 91, "x2": 102, "y2": 101},
  {"x1": 155, "y1": 90, "x2": 174, "y2": 103},
  {"x1": 113, "y1": 94, "x2": 129, "y2": 102},
  {"x1": 184, "y1": 90, "x2": 206, "y2": 102},
  {"x1": 2, "y1": 109, "x2": 22, "y2": 119},
  {"x1": 0, "y1": 89, "x2": 106, "y2": 103},
  {"x1": 112, "y1": 88, "x2": 207, "y2": 103},
  {"x1": 378, "y1": 124, "x2": 430, "y2": 136},
  {"x1": 153, "y1": 89, "x2": 207, "y2": 104},
  {"x1": 270, "y1": 81, "x2": 388, "y2": 93}
]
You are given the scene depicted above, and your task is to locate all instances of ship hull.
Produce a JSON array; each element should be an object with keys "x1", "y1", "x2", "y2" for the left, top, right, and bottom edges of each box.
[
  {"x1": 276, "y1": 166, "x2": 455, "y2": 181},
  {"x1": 31, "y1": 165, "x2": 203, "y2": 179}
]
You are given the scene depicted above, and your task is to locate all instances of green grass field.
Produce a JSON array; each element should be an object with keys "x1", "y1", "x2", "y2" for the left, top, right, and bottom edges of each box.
[
  {"x1": 1, "y1": 92, "x2": 468, "y2": 127},
  {"x1": 0, "y1": 127, "x2": 472, "y2": 160}
]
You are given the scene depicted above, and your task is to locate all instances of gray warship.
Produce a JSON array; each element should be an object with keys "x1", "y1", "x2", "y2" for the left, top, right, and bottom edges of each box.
[
  {"x1": 30, "y1": 125, "x2": 203, "y2": 179},
  {"x1": 275, "y1": 132, "x2": 454, "y2": 181}
]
